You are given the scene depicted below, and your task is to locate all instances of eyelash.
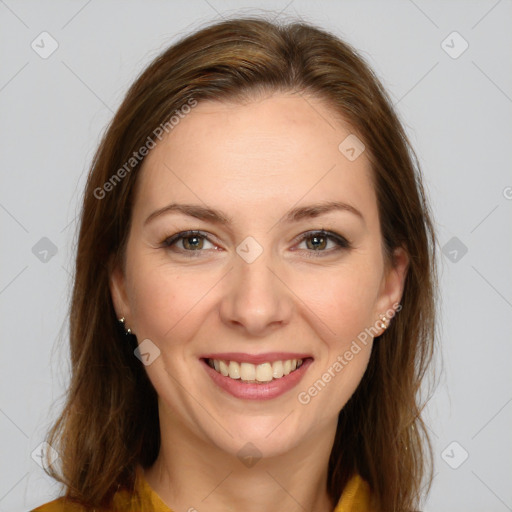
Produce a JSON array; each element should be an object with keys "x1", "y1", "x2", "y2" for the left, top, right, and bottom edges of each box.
[{"x1": 161, "y1": 229, "x2": 351, "y2": 257}]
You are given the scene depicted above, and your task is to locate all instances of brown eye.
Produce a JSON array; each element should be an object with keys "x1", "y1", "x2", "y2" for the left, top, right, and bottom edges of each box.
[
  {"x1": 182, "y1": 235, "x2": 205, "y2": 250},
  {"x1": 295, "y1": 230, "x2": 351, "y2": 254},
  {"x1": 162, "y1": 231, "x2": 216, "y2": 253},
  {"x1": 306, "y1": 234, "x2": 327, "y2": 250}
]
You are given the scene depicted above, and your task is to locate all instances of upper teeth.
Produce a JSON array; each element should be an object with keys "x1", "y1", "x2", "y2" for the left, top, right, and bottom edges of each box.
[{"x1": 208, "y1": 358, "x2": 303, "y2": 382}]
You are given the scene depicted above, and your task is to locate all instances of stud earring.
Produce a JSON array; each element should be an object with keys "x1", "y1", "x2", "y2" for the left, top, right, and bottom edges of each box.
[
  {"x1": 379, "y1": 315, "x2": 388, "y2": 331},
  {"x1": 118, "y1": 317, "x2": 132, "y2": 335}
]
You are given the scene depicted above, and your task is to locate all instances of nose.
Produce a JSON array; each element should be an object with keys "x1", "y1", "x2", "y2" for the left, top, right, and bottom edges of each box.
[{"x1": 219, "y1": 255, "x2": 294, "y2": 337}]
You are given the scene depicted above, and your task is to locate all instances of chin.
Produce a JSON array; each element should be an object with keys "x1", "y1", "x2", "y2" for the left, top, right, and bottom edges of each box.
[
  {"x1": 223, "y1": 409, "x2": 311, "y2": 455},
  {"x1": 212, "y1": 425, "x2": 304, "y2": 462}
]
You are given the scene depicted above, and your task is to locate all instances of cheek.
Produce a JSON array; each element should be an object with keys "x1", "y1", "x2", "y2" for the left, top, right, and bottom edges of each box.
[
  {"x1": 125, "y1": 258, "x2": 219, "y2": 342},
  {"x1": 292, "y1": 261, "x2": 381, "y2": 343}
]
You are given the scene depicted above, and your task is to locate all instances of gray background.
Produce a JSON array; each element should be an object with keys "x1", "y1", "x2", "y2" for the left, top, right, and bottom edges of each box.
[{"x1": 1, "y1": 1, "x2": 511, "y2": 511}]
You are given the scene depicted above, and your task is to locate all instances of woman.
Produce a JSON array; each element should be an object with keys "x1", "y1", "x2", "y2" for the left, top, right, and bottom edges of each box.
[{"x1": 33, "y1": 16, "x2": 437, "y2": 512}]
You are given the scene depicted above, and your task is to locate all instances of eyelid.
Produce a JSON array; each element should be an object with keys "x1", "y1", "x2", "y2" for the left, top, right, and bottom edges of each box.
[
  {"x1": 161, "y1": 230, "x2": 218, "y2": 249},
  {"x1": 293, "y1": 229, "x2": 351, "y2": 251},
  {"x1": 161, "y1": 229, "x2": 351, "y2": 254}
]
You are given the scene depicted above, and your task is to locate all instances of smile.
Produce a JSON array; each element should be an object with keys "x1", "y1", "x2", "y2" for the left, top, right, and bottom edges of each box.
[
  {"x1": 207, "y1": 358, "x2": 304, "y2": 383},
  {"x1": 201, "y1": 353, "x2": 313, "y2": 400}
]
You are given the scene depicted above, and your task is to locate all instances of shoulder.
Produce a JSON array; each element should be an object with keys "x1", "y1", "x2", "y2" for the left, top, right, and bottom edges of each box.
[
  {"x1": 30, "y1": 490, "x2": 140, "y2": 512},
  {"x1": 30, "y1": 465, "x2": 169, "y2": 512},
  {"x1": 30, "y1": 494, "x2": 133, "y2": 512},
  {"x1": 31, "y1": 497, "x2": 90, "y2": 512}
]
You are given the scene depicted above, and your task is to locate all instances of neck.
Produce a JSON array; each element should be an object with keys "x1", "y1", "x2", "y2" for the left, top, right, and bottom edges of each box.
[{"x1": 144, "y1": 404, "x2": 337, "y2": 512}]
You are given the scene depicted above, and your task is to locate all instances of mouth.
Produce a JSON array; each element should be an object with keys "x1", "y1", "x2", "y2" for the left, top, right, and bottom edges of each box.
[
  {"x1": 200, "y1": 353, "x2": 313, "y2": 400},
  {"x1": 205, "y1": 357, "x2": 305, "y2": 383}
]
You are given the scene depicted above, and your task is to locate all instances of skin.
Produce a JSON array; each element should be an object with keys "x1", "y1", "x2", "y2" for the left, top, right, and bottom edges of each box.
[{"x1": 110, "y1": 92, "x2": 408, "y2": 512}]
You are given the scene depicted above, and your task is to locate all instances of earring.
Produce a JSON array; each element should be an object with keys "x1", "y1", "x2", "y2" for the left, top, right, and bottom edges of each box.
[
  {"x1": 118, "y1": 317, "x2": 132, "y2": 335},
  {"x1": 379, "y1": 315, "x2": 388, "y2": 331}
]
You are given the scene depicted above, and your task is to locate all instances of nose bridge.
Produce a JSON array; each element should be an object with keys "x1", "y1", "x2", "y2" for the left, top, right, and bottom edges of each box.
[{"x1": 219, "y1": 248, "x2": 292, "y2": 335}]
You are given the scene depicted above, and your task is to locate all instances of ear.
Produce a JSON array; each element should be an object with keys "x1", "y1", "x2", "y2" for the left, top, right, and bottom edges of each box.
[
  {"x1": 374, "y1": 246, "x2": 409, "y2": 320},
  {"x1": 109, "y1": 262, "x2": 131, "y2": 322}
]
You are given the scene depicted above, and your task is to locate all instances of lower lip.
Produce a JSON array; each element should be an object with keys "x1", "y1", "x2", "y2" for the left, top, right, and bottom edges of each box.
[{"x1": 201, "y1": 358, "x2": 313, "y2": 400}]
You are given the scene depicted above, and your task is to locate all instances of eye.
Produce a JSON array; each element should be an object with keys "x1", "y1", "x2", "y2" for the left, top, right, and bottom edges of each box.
[
  {"x1": 162, "y1": 230, "x2": 216, "y2": 252},
  {"x1": 161, "y1": 229, "x2": 350, "y2": 256},
  {"x1": 295, "y1": 230, "x2": 351, "y2": 253}
]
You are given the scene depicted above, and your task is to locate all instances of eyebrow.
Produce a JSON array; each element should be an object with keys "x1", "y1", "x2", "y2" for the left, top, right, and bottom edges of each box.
[{"x1": 144, "y1": 200, "x2": 364, "y2": 226}]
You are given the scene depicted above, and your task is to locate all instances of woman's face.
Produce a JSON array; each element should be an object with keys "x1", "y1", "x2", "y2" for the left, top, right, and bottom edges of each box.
[{"x1": 111, "y1": 92, "x2": 407, "y2": 458}]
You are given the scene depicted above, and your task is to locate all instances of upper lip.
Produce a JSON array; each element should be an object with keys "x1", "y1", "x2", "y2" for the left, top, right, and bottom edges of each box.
[{"x1": 201, "y1": 352, "x2": 313, "y2": 365}]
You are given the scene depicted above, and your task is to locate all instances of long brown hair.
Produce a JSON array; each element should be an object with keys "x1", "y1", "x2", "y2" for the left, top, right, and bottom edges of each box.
[{"x1": 44, "y1": 16, "x2": 437, "y2": 511}]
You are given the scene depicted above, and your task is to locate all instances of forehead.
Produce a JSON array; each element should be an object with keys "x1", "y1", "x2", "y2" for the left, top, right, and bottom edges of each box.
[{"x1": 134, "y1": 93, "x2": 377, "y2": 225}]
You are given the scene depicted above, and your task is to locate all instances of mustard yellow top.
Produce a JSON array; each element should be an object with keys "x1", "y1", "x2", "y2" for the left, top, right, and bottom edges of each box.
[{"x1": 31, "y1": 465, "x2": 372, "y2": 512}]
